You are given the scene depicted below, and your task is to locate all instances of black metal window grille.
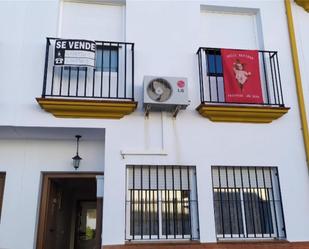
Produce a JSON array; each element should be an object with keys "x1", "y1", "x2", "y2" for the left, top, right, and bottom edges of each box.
[
  {"x1": 126, "y1": 165, "x2": 199, "y2": 241},
  {"x1": 42, "y1": 38, "x2": 134, "y2": 100},
  {"x1": 211, "y1": 166, "x2": 286, "y2": 239},
  {"x1": 197, "y1": 48, "x2": 285, "y2": 107}
]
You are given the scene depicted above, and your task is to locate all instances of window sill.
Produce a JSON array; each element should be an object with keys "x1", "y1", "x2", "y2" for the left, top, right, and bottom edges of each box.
[
  {"x1": 216, "y1": 238, "x2": 288, "y2": 243},
  {"x1": 196, "y1": 103, "x2": 290, "y2": 123},
  {"x1": 125, "y1": 239, "x2": 200, "y2": 245},
  {"x1": 36, "y1": 97, "x2": 137, "y2": 119}
]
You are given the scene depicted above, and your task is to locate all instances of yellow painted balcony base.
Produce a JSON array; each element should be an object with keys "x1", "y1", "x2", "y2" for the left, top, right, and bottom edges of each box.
[
  {"x1": 36, "y1": 98, "x2": 137, "y2": 119},
  {"x1": 295, "y1": 0, "x2": 309, "y2": 12},
  {"x1": 196, "y1": 104, "x2": 290, "y2": 123}
]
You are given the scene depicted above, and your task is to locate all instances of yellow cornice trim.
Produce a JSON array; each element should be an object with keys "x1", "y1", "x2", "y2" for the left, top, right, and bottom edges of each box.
[
  {"x1": 36, "y1": 98, "x2": 137, "y2": 119},
  {"x1": 295, "y1": 0, "x2": 309, "y2": 12},
  {"x1": 285, "y1": 0, "x2": 309, "y2": 166},
  {"x1": 196, "y1": 104, "x2": 290, "y2": 123}
]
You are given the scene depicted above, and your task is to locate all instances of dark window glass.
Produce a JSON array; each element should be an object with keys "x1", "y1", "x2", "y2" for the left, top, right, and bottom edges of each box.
[
  {"x1": 161, "y1": 190, "x2": 190, "y2": 236},
  {"x1": 243, "y1": 188, "x2": 274, "y2": 235},
  {"x1": 213, "y1": 188, "x2": 244, "y2": 236},
  {"x1": 95, "y1": 46, "x2": 118, "y2": 72},
  {"x1": 206, "y1": 51, "x2": 223, "y2": 76},
  {"x1": 130, "y1": 190, "x2": 159, "y2": 236}
]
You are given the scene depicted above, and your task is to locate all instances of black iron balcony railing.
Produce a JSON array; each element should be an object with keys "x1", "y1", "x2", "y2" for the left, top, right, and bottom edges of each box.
[
  {"x1": 41, "y1": 37, "x2": 134, "y2": 101},
  {"x1": 197, "y1": 48, "x2": 285, "y2": 107}
]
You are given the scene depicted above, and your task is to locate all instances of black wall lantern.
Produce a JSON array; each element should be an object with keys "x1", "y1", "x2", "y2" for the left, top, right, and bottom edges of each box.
[{"x1": 72, "y1": 135, "x2": 82, "y2": 170}]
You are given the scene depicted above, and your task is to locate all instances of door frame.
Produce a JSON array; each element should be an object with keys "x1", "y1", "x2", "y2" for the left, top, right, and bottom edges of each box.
[{"x1": 36, "y1": 172, "x2": 104, "y2": 249}]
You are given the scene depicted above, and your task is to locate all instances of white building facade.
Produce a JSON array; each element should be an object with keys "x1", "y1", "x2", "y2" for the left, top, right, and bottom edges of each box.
[{"x1": 0, "y1": 1, "x2": 308, "y2": 249}]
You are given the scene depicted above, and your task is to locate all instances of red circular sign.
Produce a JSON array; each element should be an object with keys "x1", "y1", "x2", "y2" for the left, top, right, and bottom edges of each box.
[{"x1": 177, "y1": 80, "x2": 185, "y2": 88}]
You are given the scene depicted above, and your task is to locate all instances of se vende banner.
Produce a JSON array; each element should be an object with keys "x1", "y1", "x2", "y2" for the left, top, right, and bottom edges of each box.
[
  {"x1": 54, "y1": 39, "x2": 96, "y2": 67},
  {"x1": 221, "y1": 49, "x2": 263, "y2": 104}
]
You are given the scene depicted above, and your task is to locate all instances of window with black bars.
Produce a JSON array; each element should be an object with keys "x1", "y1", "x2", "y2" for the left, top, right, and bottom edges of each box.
[
  {"x1": 211, "y1": 166, "x2": 286, "y2": 239},
  {"x1": 126, "y1": 165, "x2": 199, "y2": 241}
]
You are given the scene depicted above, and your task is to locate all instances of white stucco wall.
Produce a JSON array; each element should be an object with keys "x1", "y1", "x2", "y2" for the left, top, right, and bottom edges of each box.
[
  {"x1": 0, "y1": 1, "x2": 308, "y2": 249},
  {"x1": 0, "y1": 132, "x2": 105, "y2": 249}
]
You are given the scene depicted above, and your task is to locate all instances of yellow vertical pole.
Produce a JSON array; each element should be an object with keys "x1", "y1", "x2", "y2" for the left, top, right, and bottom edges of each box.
[{"x1": 285, "y1": 0, "x2": 309, "y2": 166}]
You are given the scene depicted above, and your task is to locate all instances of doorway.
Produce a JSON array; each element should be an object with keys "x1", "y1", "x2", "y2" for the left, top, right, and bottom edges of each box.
[{"x1": 36, "y1": 173, "x2": 103, "y2": 249}]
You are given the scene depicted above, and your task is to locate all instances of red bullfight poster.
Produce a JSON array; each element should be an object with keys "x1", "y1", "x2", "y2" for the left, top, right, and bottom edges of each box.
[{"x1": 221, "y1": 49, "x2": 263, "y2": 104}]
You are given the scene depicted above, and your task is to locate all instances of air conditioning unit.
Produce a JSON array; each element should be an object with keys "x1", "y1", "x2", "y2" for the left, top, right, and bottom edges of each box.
[{"x1": 143, "y1": 76, "x2": 189, "y2": 117}]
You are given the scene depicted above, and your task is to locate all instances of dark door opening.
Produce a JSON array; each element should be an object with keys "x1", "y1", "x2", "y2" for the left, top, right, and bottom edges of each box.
[
  {"x1": 75, "y1": 200, "x2": 97, "y2": 249},
  {"x1": 37, "y1": 174, "x2": 103, "y2": 249}
]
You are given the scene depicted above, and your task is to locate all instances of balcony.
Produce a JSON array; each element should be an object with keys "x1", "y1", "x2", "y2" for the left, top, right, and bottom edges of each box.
[
  {"x1": 295, "y1": 0, "x2": 309, "y2": 12},
  {"x1": 196, "y1": 48, "x2": 290, "y2": 123},
  {"x1": 36, "y1": 38, "x2": 137, "y2": 119}
]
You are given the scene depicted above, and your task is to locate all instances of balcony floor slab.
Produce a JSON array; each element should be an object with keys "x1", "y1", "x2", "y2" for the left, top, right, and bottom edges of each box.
[
  {"x1": 295, "y1": 0, "x2": 309, "y2": 12},
  {"x1": 36, "y1": 98, "x2": 137, "y2": 119},
  {"x1": 196, "y1": 103, "x2": 290, "y2": 123}
]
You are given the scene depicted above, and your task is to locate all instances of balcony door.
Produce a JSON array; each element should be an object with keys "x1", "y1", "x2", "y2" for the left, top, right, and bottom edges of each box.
[
  {"x1": 200, "y1": 6, "x2": 261, "y2": 49},
  {"x1": 60, "y1": 1, "x2": 124, "y2": 41}
]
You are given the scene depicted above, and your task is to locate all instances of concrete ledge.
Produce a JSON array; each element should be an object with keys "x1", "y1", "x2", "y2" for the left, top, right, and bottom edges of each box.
[
  {"x1": 103, "y1": 241, "x2": 309, "y2": 249},
  {"x1": 196, "y1": 104, "x2": 290, "y2": 123},
  {"x1": 36, "y1": 98, "x2": 137, "y2": 119}
]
